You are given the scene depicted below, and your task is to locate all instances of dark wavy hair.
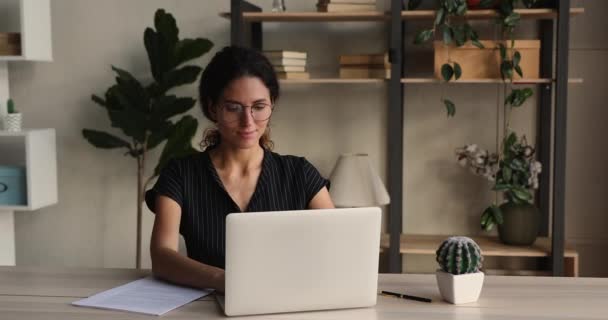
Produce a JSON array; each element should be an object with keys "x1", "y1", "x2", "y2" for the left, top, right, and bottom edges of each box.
[{"x1": 198, "y1": 45, "x2": 280, "y2": 150}]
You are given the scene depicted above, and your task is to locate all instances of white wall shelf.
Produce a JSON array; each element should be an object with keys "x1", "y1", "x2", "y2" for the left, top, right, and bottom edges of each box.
[
  {"x1": 0, "y1": 0, "x2": 53, "y2": 61},
  {"x1": 0, "y1": 129, "x2": 58, "y2": 210},
  {"x1": 0, "y1": 129, "x2": 57, "y2": 266}
]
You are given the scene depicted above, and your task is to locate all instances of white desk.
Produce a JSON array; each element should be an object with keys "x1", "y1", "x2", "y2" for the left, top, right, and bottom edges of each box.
[{"x1": 1, "y1": 267, "x2": 607, "y2": 319}]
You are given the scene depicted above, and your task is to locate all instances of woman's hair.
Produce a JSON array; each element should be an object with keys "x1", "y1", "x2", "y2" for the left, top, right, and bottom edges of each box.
[{"x1": 198, "y1": 45, "x2": 280, "y2": 150}]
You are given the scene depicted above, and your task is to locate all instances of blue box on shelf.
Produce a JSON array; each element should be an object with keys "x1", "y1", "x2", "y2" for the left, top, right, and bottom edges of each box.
[{"x1": 0, "y1": 165, "x2": 27, "y2": 206}]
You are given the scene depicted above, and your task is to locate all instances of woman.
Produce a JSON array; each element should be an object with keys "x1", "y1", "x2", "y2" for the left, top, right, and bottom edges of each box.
[{"x1": 145, "y1": 46, "x2": 334, "y2": 292}]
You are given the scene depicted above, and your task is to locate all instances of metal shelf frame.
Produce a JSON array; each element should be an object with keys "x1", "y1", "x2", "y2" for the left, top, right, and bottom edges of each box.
[{"x1": 228, "y1": 0, "x2": 572, "y2": 276}]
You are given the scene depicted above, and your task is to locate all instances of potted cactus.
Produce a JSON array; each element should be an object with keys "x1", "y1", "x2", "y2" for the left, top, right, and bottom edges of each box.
[
  {"x1": 435, "y1": 236, "x2": 484, "y2": 304},
  {"x1": 4, "y1": 99, "x2": 22, "y2": 132}
]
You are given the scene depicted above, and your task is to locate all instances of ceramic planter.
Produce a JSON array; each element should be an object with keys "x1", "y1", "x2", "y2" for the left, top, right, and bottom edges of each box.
[
  {"x1": 498, "y1": 202, "x2": 540, "y2": 246},
  {"x1": 3, "y1": 113, "x2": 22, "y2": 132},
  {"x1": 436, "y1": 270, "x2": 484, "y2": 304}
]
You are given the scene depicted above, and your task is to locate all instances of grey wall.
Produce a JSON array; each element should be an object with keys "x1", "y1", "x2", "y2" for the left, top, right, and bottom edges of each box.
[{"x1": 8, "y1": 0, "x2": 607, "y2": 276}]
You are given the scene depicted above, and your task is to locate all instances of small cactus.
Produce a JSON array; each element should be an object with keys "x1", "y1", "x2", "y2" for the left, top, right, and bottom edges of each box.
[
  {"x1": 7, "y1": 99, "x2": 16, "y2": 114},
  {"x1": 436, "y1": 236, "x2": 483, "y2": 275}
]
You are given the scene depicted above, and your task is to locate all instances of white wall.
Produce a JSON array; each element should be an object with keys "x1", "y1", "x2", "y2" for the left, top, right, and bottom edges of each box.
[{"x1": 8, "y1": 0, "x2": 607, "y2": 276}]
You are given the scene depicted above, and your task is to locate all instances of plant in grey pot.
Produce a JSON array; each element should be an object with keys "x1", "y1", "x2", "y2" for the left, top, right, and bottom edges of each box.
[
  {"x1": 436, "y1": 236, "x2": 484, "y2": 304},
  {"x1": 82, "y1": 9, "x2": 213, "y2": 268},
  {"x1": 455, "y1": 131, "x2": 542, "y2": 245},
  {"x1": 4, "y1": 99, "x2": 22, "y2": 132}
]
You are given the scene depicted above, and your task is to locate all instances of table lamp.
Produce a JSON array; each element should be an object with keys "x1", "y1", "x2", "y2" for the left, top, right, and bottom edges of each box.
[{"x1": 329, "y1": 153, "x2": 390, "y2": 207}]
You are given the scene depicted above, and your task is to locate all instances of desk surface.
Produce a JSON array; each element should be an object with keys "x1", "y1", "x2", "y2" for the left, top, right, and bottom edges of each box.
[{"x1": 1, "y1": 267, "x2": 607, "y2": 319}]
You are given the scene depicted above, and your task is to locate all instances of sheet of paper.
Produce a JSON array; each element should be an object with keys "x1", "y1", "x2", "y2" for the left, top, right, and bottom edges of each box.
[{"x1": 72, "y1": 276, "x2": 213, "y2": 316}]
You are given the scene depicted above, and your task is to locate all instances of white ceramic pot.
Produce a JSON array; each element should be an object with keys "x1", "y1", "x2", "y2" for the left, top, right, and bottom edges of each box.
[
  {"x1": 4, "y1": 113, "x2": 22, "y2": 132},
  {"x1": 436, "y1": 269, "x2": 484, "y2": 304}
]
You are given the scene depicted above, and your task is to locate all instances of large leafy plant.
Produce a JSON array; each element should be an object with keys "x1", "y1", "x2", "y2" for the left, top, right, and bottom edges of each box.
[{"x1": 82, "y1": 9, "x2": 213, "y2": 268}]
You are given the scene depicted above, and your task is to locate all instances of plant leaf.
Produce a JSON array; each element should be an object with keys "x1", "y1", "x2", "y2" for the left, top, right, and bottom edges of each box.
[
  {"x1": 490, "y1": 204, "x2": 504, "y2": 225},
  {"x1": 453, "y1": 62, "x2": 462, "y2": 80},
  {"x1": 154, "y1": 115, "x2": 198, "y2": 177},
  {"x1": 435, "y1": 8, "x2": 446, "y2": 26},
  {"x1": 414, "y1": 29, "x2": 434, "y2": 44},
  {"x1": 514, "y1": 65, "x2": 523, "y2": 78},
  {"x1": 498, "y1": 43, "x2": 507, "y2": 61},
  {"x1": 160, "y1": 65, "x2": 202, "y2": 94},
  {"x1": 173, "y1": 38, "x2": 213, "y2": 68},
  {"x1": 513, "y1": 51, "x2": 521, "y2": 67},
  {"x1": 146, "y1": 121, "x2": 173, "y2": 150},
  {"x1": 82, "y1": 129, "x2": 131, "y2": 150},
  {"x1": 151, "y1": 95, "x2": 196, "y2": 122},
  {"x1": 443, "y1": 25, "x2": 453, "y2": 45},
  {"x1": 91, "y1": 94, "x2": 106, "y2": 108},
  {"x1": 441, "y1": 63, "x2": 454, "y2": 82},
  {"x1": 154, "y1": 9, "x2": 179, "y2": 49},
  {"x1": 144, "y1": 27, "x2": 168, "y2": 83},
  {"x1": 443, "y1": 99, "x2": 456, "y2": 117},
  {"x1": 453, "y1": 25, "x2": 466, "y2": 47}
]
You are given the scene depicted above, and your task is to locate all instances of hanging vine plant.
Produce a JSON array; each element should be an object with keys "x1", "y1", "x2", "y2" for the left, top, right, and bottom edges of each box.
[
  {"x1": 409, "y1": 0, "x2": 543, "y2": 116},
  {"x1": 410, "y1": 0, "x2": 485, "y2": 117}
]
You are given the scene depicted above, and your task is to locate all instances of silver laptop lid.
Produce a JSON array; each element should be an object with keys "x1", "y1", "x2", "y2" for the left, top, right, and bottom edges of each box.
[{"x1": 223, "y1": 207, "x2": 381, "y2": 316}]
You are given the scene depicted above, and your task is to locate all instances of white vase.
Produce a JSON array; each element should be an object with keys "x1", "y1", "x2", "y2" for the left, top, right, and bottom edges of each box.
[
  {"x1": 435, "y1": 269, "x2": 484, "y2": 304},
  {"x1": 4, "y1": 113, "x2": 22, "y2": 132}
]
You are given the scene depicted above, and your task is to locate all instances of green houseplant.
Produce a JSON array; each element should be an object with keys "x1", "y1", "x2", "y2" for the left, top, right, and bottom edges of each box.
[
  {"x1": 82, "y1": 9, "x2": 213, "y2": 268},
  {"x1": 435, "y1": 236, "x2": 484, "y2": 304}
]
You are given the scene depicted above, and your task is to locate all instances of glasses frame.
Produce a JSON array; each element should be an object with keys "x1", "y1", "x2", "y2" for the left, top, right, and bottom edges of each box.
[{"x1": 218, "y1": 101, "x2": 274, "y2": 123}]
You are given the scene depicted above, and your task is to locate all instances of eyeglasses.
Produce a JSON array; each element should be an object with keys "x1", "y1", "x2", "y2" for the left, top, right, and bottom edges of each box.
[{"x1": 219, "y1": 101, "x2": 273, "y2": 123}]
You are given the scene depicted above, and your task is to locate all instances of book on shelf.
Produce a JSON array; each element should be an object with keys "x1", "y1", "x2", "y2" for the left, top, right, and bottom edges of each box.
[
  {"x1": 339, "y1": 66, "x2": 390, "y2": 79},
  {"x1": 0, "y1": 45, "x2": 21, "y2": 56},
  {"x1": 267, "y1": 57, "x2": 307, "y2": 67},
  {"x1": 276, "y1": 72, "x2": 310, "y2": 80},
  {"x1": 339, "y1": 53, "x2": 389, "y2": 67},
  {"x1": 316, "y1": 3, "x2": 377, "y2": 12},
  {"x1": 273, "y1": 65, "x2": 306, "y2": 72},
  {"x1": 0, "y1": 32, "x2": 20, "y2": 44},
  {"x1": 263, "y1": 50, "x2": 307, "y2": 60}
]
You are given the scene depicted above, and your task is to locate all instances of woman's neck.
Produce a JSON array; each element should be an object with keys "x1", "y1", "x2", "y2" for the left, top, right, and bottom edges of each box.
[{"x1": 210, "y1": 143, "x2": 264, "y2": 174}]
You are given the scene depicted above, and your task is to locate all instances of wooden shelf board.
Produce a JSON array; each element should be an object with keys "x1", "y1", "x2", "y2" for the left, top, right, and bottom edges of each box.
[
  {"x1": 402, "y1": 78, "x2": 583, "y2": 84},
  {"x1": 275, "y1": 78, "x2": 582, "y2": 84},
  {"x1": 219, "y1": 8, "x2": 583, "y2": 22},
  {"x1": 280, "y1": 78, "x2": 386, "y2": 84},
  {"x1": 380, "y1": 234, "x2": 578, "y2": 258},
  {"x1": 219, "y1": 11, "x2": 388, "y2": 22},
  {"x1": 402, "y1": 8, "x2": 584, "y2": 20}
]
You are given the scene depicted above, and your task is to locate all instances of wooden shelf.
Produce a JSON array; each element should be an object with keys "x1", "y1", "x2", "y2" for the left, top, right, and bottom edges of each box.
[
  {"x1": 401, "y1": 78, "x2": 584, "y2": 84},
  {"x1": 380, "y1": 234, "x2": 577, "y2": 257},
  {"x1": 280, "y1": 78, "x2": 386, "y2": 84},
  {"x1": 276, "y1": 78, "x2": 583, "y2": 84},
  {"x1": 219, "y1": 8, "x2": 583, "y2": 22},
  {"x1": 402, "y1": 8, "x2": 585, "y2": 20},
  {"x1": 219, "y1": 11, "x2": 387, "y2": 22},
  {"x1": 380, "y1": 234, "x2": 579, "y2": 276}
]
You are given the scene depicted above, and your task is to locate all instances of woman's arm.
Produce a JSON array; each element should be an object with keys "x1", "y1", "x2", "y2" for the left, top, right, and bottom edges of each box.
[
  {"x1": 150, "y1": 195, "x2": 225, "y2": 292},
  {"x1": 308, "y1": 186, "x2": 335, "y2": 209}
]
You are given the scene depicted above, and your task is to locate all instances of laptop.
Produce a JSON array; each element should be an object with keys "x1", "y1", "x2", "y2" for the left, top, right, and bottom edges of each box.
[{"x1": 216, "y1": 207, "x2": 381, "y2": 316}]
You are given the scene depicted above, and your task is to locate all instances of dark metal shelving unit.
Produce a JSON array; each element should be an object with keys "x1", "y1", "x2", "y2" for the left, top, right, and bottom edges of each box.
[{"x1": 227, "y1": 0, "x2": 573, "y2": 276}]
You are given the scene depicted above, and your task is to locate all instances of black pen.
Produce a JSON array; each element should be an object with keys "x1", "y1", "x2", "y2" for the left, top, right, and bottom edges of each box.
[{"x1": 381, "y1": 290, "x2": 432, "y2": 303}]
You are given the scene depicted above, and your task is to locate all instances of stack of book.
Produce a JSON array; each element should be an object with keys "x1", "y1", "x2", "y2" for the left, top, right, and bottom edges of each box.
[
  {"x1": 339, "y1": 53, "x2": 390, "y2": 79},
  {"x1": 0, "y1": 33, "x2": 21, "y2": 56},
  {"x1": 264, "y1": 50, "x2": 309, "y2": 80},
  {"x1": 316, "y1": 0, "x2": 377, "y2": 12}
]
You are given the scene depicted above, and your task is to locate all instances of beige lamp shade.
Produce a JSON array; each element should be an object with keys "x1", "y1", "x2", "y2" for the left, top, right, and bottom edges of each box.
[{"x1": 329, "y1": 153, "x2": 390, "y2": 207}]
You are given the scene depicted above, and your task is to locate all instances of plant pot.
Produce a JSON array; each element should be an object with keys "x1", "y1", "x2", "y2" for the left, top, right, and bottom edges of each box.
[
  {"x1": 498, "y1": 202, "x2": 540, "y2": 246},
  {"x1": 3, "y1": 113, "x2": 22, "y2": 132},
  {"x1": 436, "y1": 270, "x2": 484, "y2": 304}
]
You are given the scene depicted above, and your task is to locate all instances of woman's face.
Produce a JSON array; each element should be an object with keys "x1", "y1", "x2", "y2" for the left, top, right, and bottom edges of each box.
[{"x1": 212, "y1": 76, "x2": 273, "y2": 150}]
